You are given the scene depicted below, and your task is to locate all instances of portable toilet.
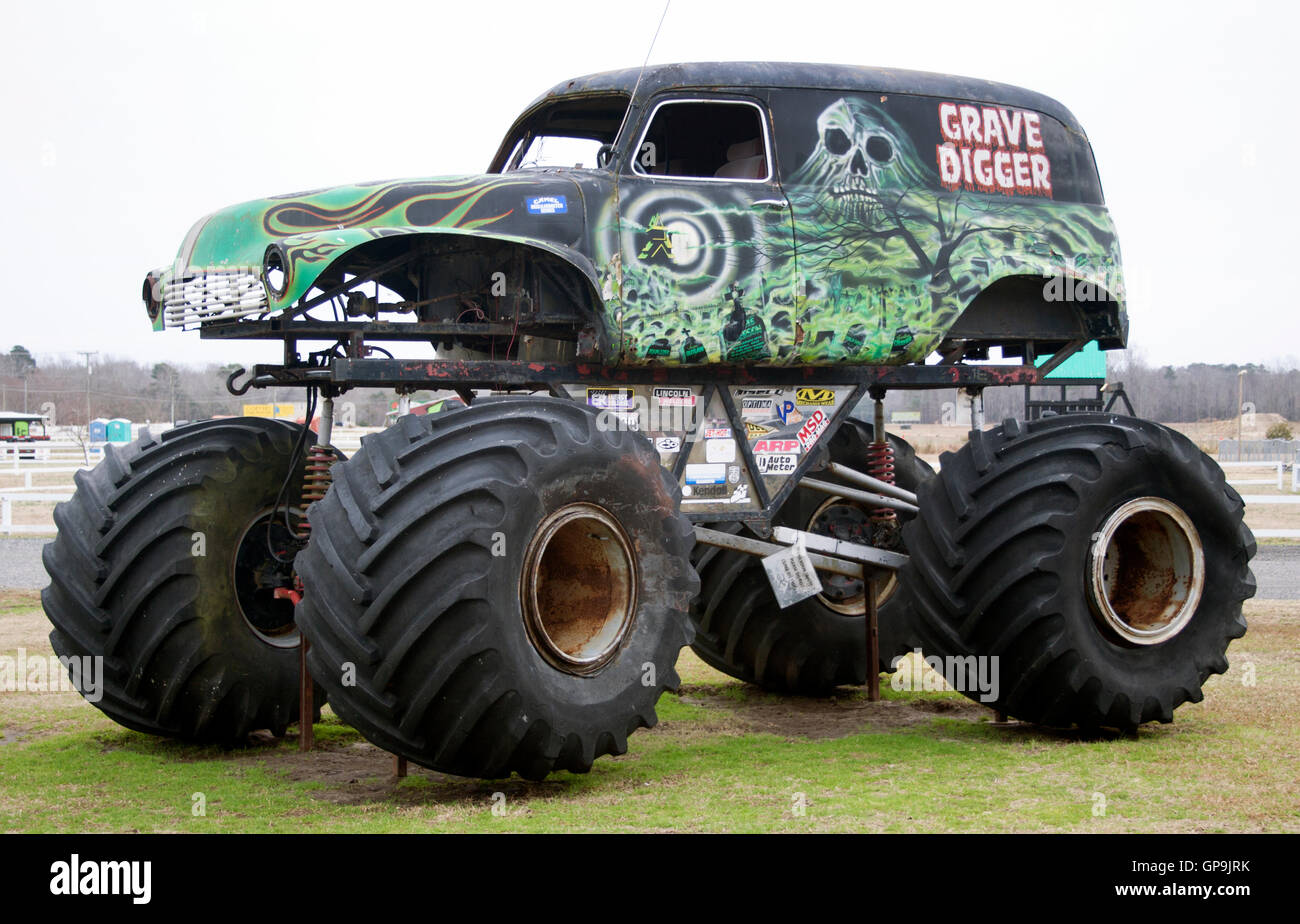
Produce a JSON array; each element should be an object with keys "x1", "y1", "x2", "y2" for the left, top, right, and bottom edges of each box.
[
  {"x1": 106, "y1": 418, "x2": 132, "y2": 443},
  {"x1": 89, "y1": 418, "x2": 109, "y2": 442}
]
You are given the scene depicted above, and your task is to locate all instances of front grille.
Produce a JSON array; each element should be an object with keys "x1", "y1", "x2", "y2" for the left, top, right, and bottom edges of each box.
[{"x1": 162, "y1": 268, "x2": 267, "y2": 329}]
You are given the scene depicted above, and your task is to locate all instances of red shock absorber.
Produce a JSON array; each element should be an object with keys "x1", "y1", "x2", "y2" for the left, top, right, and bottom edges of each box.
[
  {"x1": 865, "y1": 439, "x2": 897, "y2": 523},
  {"x1": 297, "y1": 445, "x2": 337, "y2": 540}
]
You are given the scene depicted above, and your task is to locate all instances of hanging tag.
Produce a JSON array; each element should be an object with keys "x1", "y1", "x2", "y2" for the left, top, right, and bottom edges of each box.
[{"x1": 762, "y1": 534, "x2": 823, "y2": 608}]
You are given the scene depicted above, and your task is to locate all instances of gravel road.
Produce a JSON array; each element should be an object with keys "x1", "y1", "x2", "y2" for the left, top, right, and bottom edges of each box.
[{"x1": 3, "y1": 536, "x2": 1298, "y2": 599}]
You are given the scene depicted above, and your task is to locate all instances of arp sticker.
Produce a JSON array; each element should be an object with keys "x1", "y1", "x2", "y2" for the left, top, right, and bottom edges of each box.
[
  {"x1": 706, "y1": 438, "x2": 736, "y2": 464},
  {"x1": 755, "y1": 453, "x2": 798, "y2": 475},
  {"x1": 745, "y1": 421, "x2": 774, "y2": 439},
  {"x1": 653, "y1": 387, "x2": 696, "y2": 407},
  {"x1": 526, "y1": 195, "x2": 568, "y2": 215},
  {"x1": 776, "y1": 400, "x2": 803, "y2": 425},
  {"x1": 587, "y1": 387, "x2": 634, "y2": 409},
  {"x1": 795, "y1": 387, "x2": 836, "y2": 406},
  {"x1": 797, "y1": 409, "x2": 829, "y2": 451},
  {"x1": 655, "y1": 437, "x2": 682, "y2": 454},
  {"x1": 684, "y1": 463, "x2": 727, "y2": 485},
  {"x1": 753, "y1": 439, "x2": 800, "y2": 454},
  {"x1": 740, "y1": 398, "x2": 773, "y2": 419}
]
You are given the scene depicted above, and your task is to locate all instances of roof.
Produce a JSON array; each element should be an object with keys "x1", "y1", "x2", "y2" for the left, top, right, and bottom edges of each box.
[
  {"x1": 531, "y1": 62, "x2": 1085, "y2": 135},
  {"x1": 0, "y1": 412, "x2": 49, "y2": 422}
]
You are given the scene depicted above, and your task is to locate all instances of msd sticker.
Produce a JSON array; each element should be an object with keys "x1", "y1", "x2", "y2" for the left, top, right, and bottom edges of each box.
[
  {"x1": 526, "y1": 195, "x2": 568, "y2": 215},
  {"x1": 797, "y1": 409, "x2": 828, "y2": 451}
]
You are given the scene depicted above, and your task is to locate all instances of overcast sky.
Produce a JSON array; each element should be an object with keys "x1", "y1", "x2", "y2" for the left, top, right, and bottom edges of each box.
[{"x1": 4, "y1": 0, "x2": 1296, "y2": 371}]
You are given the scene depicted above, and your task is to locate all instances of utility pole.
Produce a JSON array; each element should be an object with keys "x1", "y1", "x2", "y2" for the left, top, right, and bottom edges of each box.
[
  {"x1": 77, "y1": 351, "x2": 98, "y2": 428},
  {"x1": 1237, "y1": 368, "x2": 1247, "y2": 462}
]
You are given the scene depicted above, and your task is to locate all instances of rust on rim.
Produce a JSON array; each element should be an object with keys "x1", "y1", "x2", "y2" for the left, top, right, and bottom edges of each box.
[
  {"x1": 1088, "y1": 497, "x2": 1205, "y2": 646},
  {"x1": 520, "y1": 502, "x2": 638, "y2": 675},
  {"x1": 807, "y1": 494, "x2": 897, "y2": 615}
]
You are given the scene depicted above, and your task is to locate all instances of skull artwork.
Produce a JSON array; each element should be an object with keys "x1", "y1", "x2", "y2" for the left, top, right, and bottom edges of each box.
[{"x1": 790, "y1": 98, "x2": 928, "y2": 223}]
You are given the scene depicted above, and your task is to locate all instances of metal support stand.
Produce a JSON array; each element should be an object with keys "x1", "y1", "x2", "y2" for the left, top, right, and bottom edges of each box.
[
  {"x1": 393, "y1": 755, "x2": 408, "y2": 778},
  {"x1": 299, "y1": 638, "x2": 314, "y2": 751},
  {"x1": 866, "y1": 574, "x2": 880, "y2": 702}
]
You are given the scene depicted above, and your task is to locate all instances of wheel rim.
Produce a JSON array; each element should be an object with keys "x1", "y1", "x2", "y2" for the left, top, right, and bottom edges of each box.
[
  {"x1": 232, "y1": 507, "x2": 305, "y2": 649},
  {"x1": 1088, "y1": 497, "x2": 1205, "y2": 646},
  {"x1": 520, "y1": 503, "x2": 638, "y2": 675},
  {"x1": 806, "y1": 495, "x2": 896, "y2": 615}
]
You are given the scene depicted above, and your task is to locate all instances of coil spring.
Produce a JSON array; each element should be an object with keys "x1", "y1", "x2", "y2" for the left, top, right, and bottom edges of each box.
[
  {"x1": 297, "y1": 445, "x2": 337, "y2": 540},
  {"x1": 866, "y1": 439, "x2": 897, "y2": 523}
]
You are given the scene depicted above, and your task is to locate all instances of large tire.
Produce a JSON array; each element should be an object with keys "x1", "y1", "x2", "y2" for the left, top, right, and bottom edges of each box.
[
  {"x1": 690, "y1": 419, "x2": 934, "y2": 694},
  {"x1": 42, "y1": 417, "x2": 320, "y2": 742},
  {"x1": 898, "y1": 415, "x2": 1255, "y2": 729},
  {"x1": 294, "y1": 397, "x2": 698, "y2": 780}
]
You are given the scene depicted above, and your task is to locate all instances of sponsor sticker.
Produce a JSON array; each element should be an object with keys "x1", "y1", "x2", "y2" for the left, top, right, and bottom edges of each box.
[
  {"x1": 587, "y1": 387, "x2": 634, "y2": 409},
  {"x1": 526, "y1": 195, "x2": 568, "y2": 215},
  {"x1": 685, "y1": 463, "x2": 727, "y2": 485},
  {"x1": 744, "y1": 420, "x2": 774, "y2": 438},
  {"x1": 776, "y1": 400, "x2": 803, "y2": 425},
  {"x1": 727, "y1": 465, "x2": 741, "y2": 484},
  {"x1": 795, "y1": 387, "x2": 836, "y2": 406},
  {"x1": 740, "y1": 397, "x2": 773, "y2": 419},
  {"x1": 702, "y1": 427, "x2": 731, "y2": 440},
  {"x1": 706, "y1": 438, "x2": 736, "y2": 464},
  {"x1": 755, "y1": 453, "x2": 798, "y2": 475},
  {"x1": 730, "y1": 483, "x2": 750, "y2": 504},
  {"x1": 655, "y1": 437, "x2": 682, "y2": 454},
  {"x1": 653, "y1": 387, "x2": 696, "y2": 407},
  {"x1": 752, "y1": 439, "x2": 800, "y2": 454},
  {"x1": 797, "y1": 409, "x2": 829, "y2": 451},
  {"x1": 733, "y1": 387, "x2": 784, "y2": 397},
  {"x1": 601, "y1": 410, "x2": 641, "y2": 431}
]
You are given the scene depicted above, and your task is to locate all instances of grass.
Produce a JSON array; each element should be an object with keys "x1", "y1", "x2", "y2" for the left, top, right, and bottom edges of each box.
[{"x1": 1, "y1": 591, "x2": 1297, "y2": 833}]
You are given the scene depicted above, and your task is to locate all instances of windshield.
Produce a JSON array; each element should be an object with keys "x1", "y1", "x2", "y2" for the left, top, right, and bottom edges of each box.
[{"x1": 494, "y1": 92, "x2": 630, "y2": 173}]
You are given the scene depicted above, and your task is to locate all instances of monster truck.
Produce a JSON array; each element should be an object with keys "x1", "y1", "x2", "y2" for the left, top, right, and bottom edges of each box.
[{"x1": 43, "y1": 63, "x2": 1254, "y2": 779}]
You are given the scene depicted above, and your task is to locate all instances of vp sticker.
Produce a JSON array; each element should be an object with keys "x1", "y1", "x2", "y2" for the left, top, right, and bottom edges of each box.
[{"x1": 526, "y1": 195, "x2": 568, "y2": 215}]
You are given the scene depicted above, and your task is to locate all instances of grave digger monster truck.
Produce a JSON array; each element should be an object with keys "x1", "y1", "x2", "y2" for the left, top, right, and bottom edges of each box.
[{"x1": 44, "y1": 63, "x2": 1254, "y2": 780}]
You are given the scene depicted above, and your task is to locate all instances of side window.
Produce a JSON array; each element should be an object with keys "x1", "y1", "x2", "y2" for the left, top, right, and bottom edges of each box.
[{"x1": 631, "y1": 99, "x2": 772, "y2": 181}]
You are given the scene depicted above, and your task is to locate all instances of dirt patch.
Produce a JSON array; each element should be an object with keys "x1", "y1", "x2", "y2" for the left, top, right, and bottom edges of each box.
[{"x1": 678, "y1": 684, "x2": 993, "y2": 739}]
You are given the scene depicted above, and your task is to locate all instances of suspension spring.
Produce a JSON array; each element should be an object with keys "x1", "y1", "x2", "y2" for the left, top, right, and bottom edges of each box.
[
  {"x1": 866, "y1": 439, "x2": 897, "y2": 523},
  {"x1": 297, "y1": 445, "x2": 337, "y2": 540}
]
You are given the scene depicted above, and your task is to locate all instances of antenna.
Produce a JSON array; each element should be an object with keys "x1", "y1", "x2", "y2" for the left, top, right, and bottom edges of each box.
[{"x1": 612, "y1": 0, "x2": 671, "y2": 161}]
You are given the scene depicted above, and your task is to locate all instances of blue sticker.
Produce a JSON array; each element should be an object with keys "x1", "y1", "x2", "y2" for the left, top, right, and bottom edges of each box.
[{"x1": 526, "y1": 195, "x2": 567, "y2": 215}]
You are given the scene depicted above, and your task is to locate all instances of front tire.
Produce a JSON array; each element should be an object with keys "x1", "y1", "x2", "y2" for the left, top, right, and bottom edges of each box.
[
  {"x1": 898, "y1": 415, "x2": 1255, "y2": 729},
  {"x1": 42, "y1": 418, "x2": 319, "y2": 742},
  {"x1": 294, "y1": 398, "x2": 698, "y2": 780}
]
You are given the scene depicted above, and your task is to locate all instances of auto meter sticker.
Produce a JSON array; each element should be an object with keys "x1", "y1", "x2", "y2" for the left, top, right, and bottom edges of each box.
[
  {"x1": 655, "y1": 437, "x2": 682, "y2": 454},
  {"x1": 652, "y1": 387, "x2": 696, "y2": 407},
  {"x1": 755, "y1": 453, "x2": 798, "y2": 475},
  {"x1": 795, "y1": 387, "x2": 835, "y2": 406},
  {"x1": 740, "y1": 397, "x2": 773, "y2": 419},
  {"x1": 776, "y1": 400, "x2": 803, "y2": 425},
  {"x1": 797, "y1": 409, "x2": 829, "y2": 451},
  {"x1": 684, "y1": 463, "x2": 726, "y2": 485},
  {"x1": 745, "y1": 421, "x2": 774, "y2": 439},
  {"x1": 706, "y1": 438, "x2": 736, "y2": 464},
  {"x1": 586, "y1": 387, "x2": 634, "y2": 409}
]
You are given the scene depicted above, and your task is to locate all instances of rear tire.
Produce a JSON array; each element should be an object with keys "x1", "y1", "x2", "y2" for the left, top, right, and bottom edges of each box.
[
  {"x1": 42, "y1": 418, "x2": 319, "y2": 742},
  {"x1": 690, "y1": 419, "x2": 933, "y2": 694},
  {"x1": 294, "y1": 398, "x2": 698, "y2": 779},
  {"x1": 898, "y1": 415, "x2": 1255, "y2": 729}
]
